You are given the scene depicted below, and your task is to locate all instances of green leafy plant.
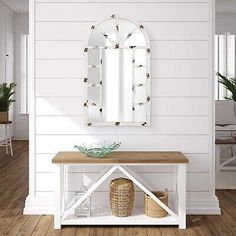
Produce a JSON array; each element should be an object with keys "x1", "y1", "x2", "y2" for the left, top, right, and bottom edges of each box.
[
  {"x1": 217, "y1": 72, "x2": 236, "y2": 101},
  {"x1": 0, "y1": 83, "x2": 17, "y2": 112}
]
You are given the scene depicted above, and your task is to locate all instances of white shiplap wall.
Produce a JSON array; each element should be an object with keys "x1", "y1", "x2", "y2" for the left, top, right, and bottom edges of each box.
[{"x1": 24, "y1": 0, "x2": 220, "y2": 215}]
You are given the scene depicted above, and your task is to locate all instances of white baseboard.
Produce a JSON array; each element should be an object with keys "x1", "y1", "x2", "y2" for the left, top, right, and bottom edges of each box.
[
  {"x1": 186, "y1": 196, "x2": 221, "y2": 215},
  {"x1": 23, "y1": 195, "x2": 221, "y2": 215},
  {"x1": 23, "y1": 195, "x2": 54, "y2": 215}
]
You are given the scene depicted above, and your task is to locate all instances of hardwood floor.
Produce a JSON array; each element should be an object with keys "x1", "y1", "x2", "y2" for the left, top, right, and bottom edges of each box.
[{"x1": 0, "y1": 141, "x2": 236, "y2": 236}]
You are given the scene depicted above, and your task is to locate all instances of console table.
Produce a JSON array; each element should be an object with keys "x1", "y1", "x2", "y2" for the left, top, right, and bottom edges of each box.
[
  {"x1": 52, "y1": 151, "x2": 188, "y2": 229},
  {"x1": 0, "y1": 121, "x2": 13, "y2": 156},
  {"x1": 215, "y1": 138, "x2": 236, "y2": 172}
]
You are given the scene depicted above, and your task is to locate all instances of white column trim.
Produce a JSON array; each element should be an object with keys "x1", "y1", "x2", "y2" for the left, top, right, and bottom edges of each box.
[{"x1": 28, "y1": 0, "x2": 36, "y2": 197}]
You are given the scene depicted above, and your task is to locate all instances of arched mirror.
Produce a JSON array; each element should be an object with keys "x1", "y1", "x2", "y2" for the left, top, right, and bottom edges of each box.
[{"x1": 84, "y1": 15, "x2": 150, "y2": 126}]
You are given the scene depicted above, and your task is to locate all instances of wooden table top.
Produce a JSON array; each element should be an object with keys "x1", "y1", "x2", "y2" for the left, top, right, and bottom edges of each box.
[
  {"x1": 0, "y1": 121, "x2": 12, "y2": 124},
  {"x1": 52, "y1": 151, "x2": 189, "y2": 164},
  {"x1": 215, "y1": 138, "x2": 236, "y2": 145}
]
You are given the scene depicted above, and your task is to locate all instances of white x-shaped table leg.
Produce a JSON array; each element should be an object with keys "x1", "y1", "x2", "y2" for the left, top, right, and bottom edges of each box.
[{"x1": 65, "y1": 164, "x2": 178, "y2": 219}]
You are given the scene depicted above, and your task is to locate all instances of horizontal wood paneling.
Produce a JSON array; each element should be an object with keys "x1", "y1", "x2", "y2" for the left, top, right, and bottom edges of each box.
[
  {"x1": 36, "y1": 97, "x2": 85, "y2": 116},
  {"x1": 36, "y1": 22, "x2": 208, "y2": 40},
  {"x1": 35, "y1": 135, "x2": 209, "y2": 154},
  {"x1": 36, "y1": 41, "x2": 85, "y2": 60},
  {"x1": 35, "y1": 172, "x2": 175, "y2": 191},
  {"x1": 36, "y1": 60, "x2": 83, "y2": 78},
  {"x1": 35, "y1": 172, "x2": 210, "y2": 192},
  {"x1": 36, "y1": 189, "x2": 214, "y2": 213},
  {"x1": 154, "y1": 98, "x2": 209, "y2": 115},
  {"x1": 38, "y1": 191, "x2": 173, "y2": 208},
  {"x1": 36, "y1": 59, "x2": 208, "y2": 78},
  {"x1": 36, "y1": 3, "x2": 208, "y2": 22},
  {"x1": 34, "y1": 0, "x2": 214, "y2": 209},
  {"x1": 153, "y1": 41, "x2": 209, "y2": 59},
  {"x1": 35, "y1": 116, "x2": 209, "y2": 135},
  {"x1": 36, "y1": 191, "x2": 212, "y2": 204},
  {"x1": 152, "y1": 78, "x2": 209, "y2": 96},
  {"x1": 36, "y1": 78, "x2": 84, "y2": 97},
  {"x1": 36, "y1": 153, "x2": 210, "y2": 173},
  {"x1": 36, "y1": 41, "x2": 209, "y2": 60},
  {"x1": 36, "y1": 78, "x2": 209, "y2": 97},
  {"x1": 36, "y1": 97, "x2": 209, "y2": 116}
]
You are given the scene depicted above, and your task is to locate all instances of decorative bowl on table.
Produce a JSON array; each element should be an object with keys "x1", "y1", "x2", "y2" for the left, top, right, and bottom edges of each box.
[{"x1": 74, "y1": 142, "x2": 121, "y2": 158}]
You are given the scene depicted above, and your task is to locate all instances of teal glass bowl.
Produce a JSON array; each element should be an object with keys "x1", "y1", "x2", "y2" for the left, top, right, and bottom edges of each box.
[{"x1": 74, "y1": 142, "x2": 121, "y2": 158}]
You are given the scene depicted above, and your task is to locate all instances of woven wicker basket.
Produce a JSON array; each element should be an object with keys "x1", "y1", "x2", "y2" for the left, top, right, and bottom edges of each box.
[
  {"x1": 144, "y1": 189, "x2": 168, "y2": 218},
  {"x1": 109, "y1": 178, "x2": 134, "y2": 217}
]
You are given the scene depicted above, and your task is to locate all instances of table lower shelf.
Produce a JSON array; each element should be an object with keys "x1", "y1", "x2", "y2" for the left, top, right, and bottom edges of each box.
[{"x1": 61, "y1": 208, "x2": 179, "y2": 226}]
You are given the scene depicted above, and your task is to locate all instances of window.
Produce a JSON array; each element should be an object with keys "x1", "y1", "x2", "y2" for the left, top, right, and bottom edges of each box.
[
  {"x1": 215, "y1": 34, "x2": 236, "y2": 100},
  {"x1": 20, "y1": 34, "x2": 29, "y2": 114}
]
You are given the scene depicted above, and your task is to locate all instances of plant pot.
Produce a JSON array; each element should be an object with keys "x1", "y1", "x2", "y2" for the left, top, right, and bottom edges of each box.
[{"x1": 0, "y1": 111, "x2": 8, "y2": 122}]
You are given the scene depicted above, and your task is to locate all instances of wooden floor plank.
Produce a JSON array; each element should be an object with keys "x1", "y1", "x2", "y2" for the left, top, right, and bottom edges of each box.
[
  {"x1": 2, "y1": 214, "x2": 29, "y2": 236},
  {"x1": 146, "y1": 227, "x2": 161, "y2": 236},
  {"x1": 118, "y1": 226, "x2": 133, "y2": 236},
  {"x1": 0, "y1": 141, "x2": 236, "y2": 236},
  {"x1": 31, "y1": 215, "x2": 53, "y2": 236},
  {"x1": 75, "y1": 226, "x2": 90, "y2": 236},
  {"x1": 60, "y1": 226, "x2": 76, "y2": 236},
  {"x1": 175, "y1": 216, "x2": 204, "y2": 236},
  {"x1": 216, "y1": 192, "x2": 236, "y2": 234},
  {"x1": 206, "y1": 215, "x2": 233, "y2": 236},
  {"x1": 45, "y1": 220, "x2": 61, "y2": 236},
  {"x1": 89, "y1": 227, "x2": 104, "y2": 236},
  {"x1": 16, "y1": 215, "x2": 42, "y2": 236},
  {"x1": 160, "y1": 226, "x2": 177, "y2": 236},
  {"x1": 104, "y1": 227, "x2": 118, "y2": 236},
  {"x1": 133, "y1": 226, "x2": 148, "y2": 236},
  {"x1": 0, "y1": 187, "x2": 28, "y2": 234},
  {"x1": 0, "y1": 142, "x2": 29, "y2": 235}
]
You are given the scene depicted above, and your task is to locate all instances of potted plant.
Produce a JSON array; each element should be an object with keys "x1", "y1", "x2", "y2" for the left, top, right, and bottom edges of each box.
[
  {"x1": 217, "y1": 72, "x2": 236, "y2": 101},
  {"x1": 0, "y1": 83, "x2": 16, "y2": 122}
]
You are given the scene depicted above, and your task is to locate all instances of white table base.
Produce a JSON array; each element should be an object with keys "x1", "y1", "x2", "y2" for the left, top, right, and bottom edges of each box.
[{"x1": 54, "y1": 163, "x2": 187, "y2": 230}]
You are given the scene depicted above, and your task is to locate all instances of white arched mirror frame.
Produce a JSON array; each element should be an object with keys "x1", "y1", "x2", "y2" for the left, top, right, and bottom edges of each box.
[{"x1": 84, "y1": 15, "x2": 151, "y2": 127}]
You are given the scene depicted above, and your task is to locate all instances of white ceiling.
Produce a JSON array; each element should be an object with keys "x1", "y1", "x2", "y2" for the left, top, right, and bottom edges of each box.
[
  {"x1": 1, "y1": 0, "x2": 28, "y2": 13},
  {"x1": 216, "y1": 0, "x2": 236, "y2": 14}
]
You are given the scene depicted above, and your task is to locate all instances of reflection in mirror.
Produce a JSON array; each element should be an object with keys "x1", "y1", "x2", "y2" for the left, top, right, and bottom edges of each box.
[
  {"x1": 88, "y1": 106, "x2": 100, "y2": 122},
  {"x1": 88, "y1": 87, "x2": 100, "y2": 105},
  {"x1": 88, "y1": 67, "x2": 100, "y2": 85},
  {"x1": 135, "y1": 67, "x2": 147, "y2": 84},
  {"x1": 135, "y1": 49, "x2": 146, "y2": 65},
  {"x1": 84, "y1": 15, "x2": 150, "y2": 126},
  {"x1": 102, "y1": 48, "x2": 133, "y2": 122},
  {"x1": 88, "y1": 48, "x2": 100, "y2": 65},
  {"x1": 135, "y1": 105, "x2": 146, "y2": 122},
  {"x1": 135, "y1": 86, "x2": 147, "y2": 103}
]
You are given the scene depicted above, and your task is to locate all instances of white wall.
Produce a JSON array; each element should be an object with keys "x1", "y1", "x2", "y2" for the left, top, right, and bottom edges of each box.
[
  {"x1": 24, "y1": 0, "x2": 220, "y2": 215},
  {"x1": 0, "y1": 2, "x2": 14, "y2": 141},
  {"x1": 13, "y1": 14, "x2": 29, "y2": 140},
  {"x1": 216, "y1": 13, "x2": 236, "y2": 34},
  {"x1": 215, "y1": 0, "x2": 236, "y2": 34}
]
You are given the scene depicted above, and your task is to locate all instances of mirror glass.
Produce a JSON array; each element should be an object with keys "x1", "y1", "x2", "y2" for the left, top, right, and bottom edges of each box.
[{"x1": 84, "y1": 16, "x2": 150, "y2": 126}]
